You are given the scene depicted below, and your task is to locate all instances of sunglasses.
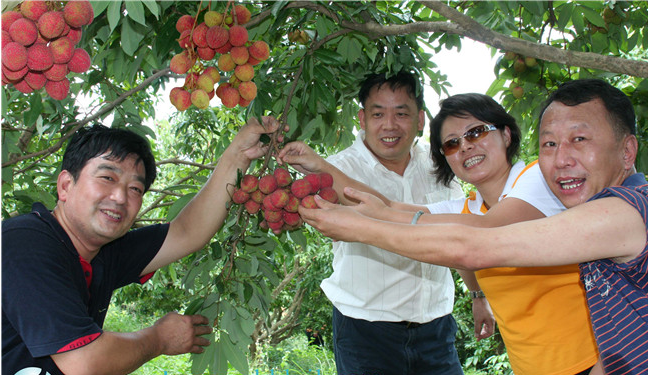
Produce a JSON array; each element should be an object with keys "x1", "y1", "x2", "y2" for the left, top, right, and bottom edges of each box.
[{"x1": 440, "y1": 124, "x2": 499, "y2": 155}]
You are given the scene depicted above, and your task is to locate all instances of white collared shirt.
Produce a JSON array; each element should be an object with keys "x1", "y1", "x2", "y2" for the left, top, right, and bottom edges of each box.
[{"x1": 321, "y1": 130, "x2": 464, "y2": 323}]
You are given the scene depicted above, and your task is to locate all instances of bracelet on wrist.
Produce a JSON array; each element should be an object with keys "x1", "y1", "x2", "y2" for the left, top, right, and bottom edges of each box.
[
  {"x1": 470, "y1": 290, "x2": 486, "y2": 299},
  {"x1": 411, "y1": 210, "x2": 425, "y2": 224}
]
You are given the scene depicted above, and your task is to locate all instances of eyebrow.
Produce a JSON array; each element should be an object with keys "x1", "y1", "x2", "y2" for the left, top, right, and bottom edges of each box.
[{"x1": 96, "y1": 162, "x2": 146, "y2": 186}]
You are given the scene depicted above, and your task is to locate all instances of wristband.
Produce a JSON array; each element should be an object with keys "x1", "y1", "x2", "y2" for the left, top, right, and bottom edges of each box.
[
  {"x1": 470, "y1": 290, "x2": 486, "y2": 299},
  {"x1": 411, "y1": 210, "x2": 425, "y2": 224}
]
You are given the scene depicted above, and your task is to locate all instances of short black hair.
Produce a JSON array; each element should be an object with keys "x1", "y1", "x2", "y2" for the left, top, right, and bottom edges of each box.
[
  {"x1": 358, "y1": 71, "x2": 424, "y2": 111},
  {"x1": 539, "y1": 79, "x2": 636, "y2": 139},
  {"x1": 61, "y1": 125, "x2": 157, "y2": 192},
  {"x1": 430, "y1": 94, "x2": 521, "y2": 187}
]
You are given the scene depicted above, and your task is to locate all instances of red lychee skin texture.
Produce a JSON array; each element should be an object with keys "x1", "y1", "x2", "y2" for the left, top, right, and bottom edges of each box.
[
  {"x1": 197, "y1": 46, "x2": 216, "y2": 61},
  {"x1": 206, "y1": 26, "x2": 228, "y2": 49},
  {"x1": 2, "y1": 12, "x2": 23, "y2": 32},
  {"x1": 169, "y1": 51, "x2": 193, "y2": 75},
  {"x1": 13, "y1": 78, "x2": 34, "y2": 93},
  {"x1": 318, "y1": 187, "x2": 339, "y2": 204},
  {"x1": 192, "y1": 22, "x2": 209, "y2": 48},
  {"x1": 214, "y1": 41, "x2": 231, "y2": 54},
  {"x1": 250, "y1": 189, "x2": 265, "y2": 204},
  {"x1": 259, "y1": 220, "x2": 269, "y2": 230},
  {"x1": 203, "y1": 66, "x2": 220, "y2": 83},
  {"x1": 63, "y1": 0, "x2": 94, "y2": 28},
  {"x1": 9, "y1": 18, "x2": 38, "y2": 46},
  {"x1": 21, "y1": 0, "x2": 49, "y2": 21},
  {"x1": 283, "y1": 211, "x2": 302, "y2": 227},
  {"x1": 263, "y1": 209, "x2": 283, "y2": 223},
  {"x1": 177, "y1": 29, "x2": 192, "y2": 49},
  {"x1": 191, "y1": 89, "x2": 210, "y2": 109},
  {"x1": 300, "y1": 195, "x2": 318, "y2": 209},
  {"x1": 304, "y1": 174, "x2": 321, "y2": 194},
  {"x1": 68, "y1": 48, "x2": 91, "y2": 72},
  {"x1": 234, "y1": 63, "x2": 254, "y2": 82},
  {"x1": 270, "y1": 189, "x2": 289, "y2": 209},
  {"x1": 230, "y1": 46, "x2": 249, "y2": 65},
  {"x1": 169, "y1": 87, "x2": 191, "y2": 111},
  {"x1": 50, "y1": 37, "x2": 74, "y2": 64},
  {"x1": 240, "y1": 174, "x2": 259, "y2": 193},
  {"x1": 27, "y1": 43, "x2": 53, "y2": 71},
  {"x1": 228, "y1": 25, "x2": 248, "y2": 47},
  {"x1": 258, "y1": 175, "x2": 278, "y2": 194},
  {"x1": 238, "y1": 97, "x2": 251, "y2": 107},
  {"x1": 248, "y1": 41, "x2": 270, "y2": 61},
  {"x1": 319, "y1": 172, "x2": 334, "y2": 188},
  {"x1": 44, "y1": 63, "x2": 68, "y2": 81},
  {"x1": 232, "y1": 188, "x2": 250, "y2": 204},
  {"x1": 220, "y1": 86, "x2": 240, "y2": 108},
  {"x1": 2, "y1": 42, "x2": 28, "y2": 71},
  {"x1": 217, "y1": 53, "x2": 235, "y2": 72},
  {"x1": 267, "y1": 219, "x2": 284, "y2": 232},
  {"x1": 234, "y1": 5, "x2": 251, "y2": 25},
  {"x1": 262, "y1": 194, "x2": 279, "y2": 211},
  {"x1": 176, "y1": 15, "x2": 195, "y2": 33},
  {"x1": 196, "y1": 74, "x2": 214, "y2": 93},
  {"x1": 67, "y1": 27, "x2": 83, "y2": 45},
  {"x1": 2, "y1": 65, "x2": 28, "y2": 81},
  {"x1": 1, "y1": 30, "x2": 12, "y2": 49},
  {"x1": 183, "y1": 72, "x2": 198, "y2": 90},
  {"x1": 290, "y1": 179, "x2": 312, "y2": 199},
  {"x1": 216, "y1": 83, "x2": 230, "y2": 99},
  {"x1": 273, "y1": 168, "x2": 292, "y2": 187},
  {"x1": 38, "y1": 11, "x2": 66, "y2": 40},
  {"x1": 25, "y1": 71, "x2": 46, "y2": 90},
  {"x1": 283, "y1": 195, "x2": 300, "y2": 213},
  {"x1": 45, "y1": 77, "x2": 70, "y2": 100},
  {"x1": 244, "y1": 199, "x2": 261, "y2": 214}
]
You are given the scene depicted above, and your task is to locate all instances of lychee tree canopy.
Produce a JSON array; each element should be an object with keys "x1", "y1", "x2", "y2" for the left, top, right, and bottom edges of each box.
[{"x1": 2, "y1": 1, "x2": 648, "y2": 374}]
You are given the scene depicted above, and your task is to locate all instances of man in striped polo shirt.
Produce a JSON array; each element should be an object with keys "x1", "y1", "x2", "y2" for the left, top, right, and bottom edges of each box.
[{"x1": 298, "y1": 78, "x2": 648, "y2": 374}]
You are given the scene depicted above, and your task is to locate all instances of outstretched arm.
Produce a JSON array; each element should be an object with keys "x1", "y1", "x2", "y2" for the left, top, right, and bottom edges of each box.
[{"x1": 299, "y1": 196, "x2": 646, "y2": 269}]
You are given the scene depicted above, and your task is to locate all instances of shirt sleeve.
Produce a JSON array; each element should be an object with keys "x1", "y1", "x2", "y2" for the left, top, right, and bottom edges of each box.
[
  {"x1": 505, "y1": 164, "x2": 565, "y2": 217},
  {"x1": 2, "y1": 225, "x2": 102, "y2": 358},
  {"x1": 425, "y1": 198, "x2": 465, "y2": 214}
]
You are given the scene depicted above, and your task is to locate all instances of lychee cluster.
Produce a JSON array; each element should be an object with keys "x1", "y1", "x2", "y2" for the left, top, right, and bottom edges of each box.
[
  {"x1": 169, "y1": 4, "x2": 270, "y2": 111},
  {"x1": 231, "y1": 169, "x2": 338, "y2": 235},
  {"x1": 1, "y1": 0, "x2": 94, "y2": 100},
  {"x1": 502, "y1": 51, "x2": 539, "y2": 100}
]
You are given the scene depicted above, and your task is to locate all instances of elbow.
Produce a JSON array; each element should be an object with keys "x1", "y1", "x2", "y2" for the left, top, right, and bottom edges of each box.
[{"x1": 450, "y1": 245, "x2": 494, "y2": 271}]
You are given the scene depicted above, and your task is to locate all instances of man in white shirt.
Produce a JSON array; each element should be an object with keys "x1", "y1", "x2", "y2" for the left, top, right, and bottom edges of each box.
[{"x1": 317, "y1": 72, "x2": 470, "y2": 374}]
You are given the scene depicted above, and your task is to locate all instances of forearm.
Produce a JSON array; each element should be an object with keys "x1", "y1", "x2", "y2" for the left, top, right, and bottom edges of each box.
[{"x1": 325, "y1": 164, "x2": 391, "y2": 206}]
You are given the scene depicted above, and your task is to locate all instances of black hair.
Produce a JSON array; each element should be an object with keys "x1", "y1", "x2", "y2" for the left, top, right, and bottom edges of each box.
[
  {"x1": 61, "y1": 124, "x2": 157, "y2": 192},
  {"x1": 358, "y1": 71, "x2": 424, "y2": 111},
  {"x1": 539, "y1": 79, "x2": 636, "y2": 139},
  {"x1": 430, "y1": 94, "x2": 521, "y2": 187}
]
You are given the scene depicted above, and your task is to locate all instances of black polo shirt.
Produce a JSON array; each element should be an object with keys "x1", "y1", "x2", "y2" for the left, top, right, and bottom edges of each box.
[{"x1": 2, "y1": 203, "x2": 169, "y2": 375}]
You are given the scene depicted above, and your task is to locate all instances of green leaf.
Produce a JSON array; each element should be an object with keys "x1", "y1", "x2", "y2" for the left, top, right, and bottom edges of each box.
[
  {"x1": 579, "y1": 4, "x2": 605, "y2": 28},
  {"x1": 221, "y1": 333, "x2": 249, "y2": 375},
  {"x1": 288, "y1": 229, "x2": 308, "y2": 249},
  {"x1": 90, "y1": 1, "x2": 111, "y2": 18},
  {"x1": 125, "y1": 0, "x2": 147, "y2": 26},
  {"x1": 140, "y1": 0, "x2": 159, "y2": 18},
  {"x1": 190, "y1": 332, "x2": 215, "y2": 375},
  {"x1": 314, "y1": 49, "x2": 345, "y2": 65},
  {"x1": 184, "y1": 297, "x2": 205, "y2": 315},
  {"x1": 210, "y1": 340, "x2": 228, "y2": 375},
  {"x1": 24, "y1": 93, "x2": 43, "y2": 127},
  {"x1": 120, "y1": 18, "x2": 145, "y2": 56},
  {"x1": 107, "y1": 0, "x2": 122, "y2": 33},
  {"x1": 167, "y1": 192, "x2": 196, "y2": 221}
]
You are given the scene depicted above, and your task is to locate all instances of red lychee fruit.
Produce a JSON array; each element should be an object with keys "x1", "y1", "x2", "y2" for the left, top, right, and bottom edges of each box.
[
  {"x1": 220, "y1": 86, "x2": 240, "y2": 108},
  {"x1": 203, "y1": 66, "x2": 220, "y2": 84},
  {"x1": 238, "y1": 81, "x2": 257, "y2": 101},
  {"x1": 13, "y1": 78, "x2": 34, "y2": 93},
  {"x1": 25, "y1": 70, "x2": 46, "y2": 90},
  {"x1": 216, "y1": 82, "x2": 231, "y2": 99},
  {"x1": 258, "y1": 174, "x2": 278, "y2": 194},
  {"x1": 262, "y1": 194, "x2": 279, "y2": 211},
  {"x1": 38, "y1": 11, "x2": 66, "y2": 40},
  {"x1": 169, "y1": 87, "x2": 191, "y2": 111},
  {"x1": 217, "y1": 53, "x2": 235, "y2": 72},
  {"x1": 300, "y1": 195, "x2": 318, "y2": 209},
  {"x1": 273, "y1": 168, "x2": 292, "y2": 187},
  {"x1": 191, "y1": 89, "x2": 210, "y2": 109},
  {"x1": 318, "y1": 187, "x2": 339, "y2": 204},
  {"x1": 319, "y1": 172, "x2": 334, "y2": 188},
  {"x1": 228, "y1": 25, "x2": 248, "y2": 47},
  {"x1": 234, "y1": 63, "x2": 254, "y2": 81},
  {"x1": 244, "y1": 199, "x2": 261, "y2": 214},
  {"x1": 248, "y1": 41, "x2": 270, "y2": 61},
  {"x1": 196, "y1": 73, "x2": 215, "y2": 93},
  {"x1": 21, "y1": 0, "x2": 49, "y2": 21},
  {"x1": 283, "y1": 211, "x2": 302, "y2": 227},
  {"x1": 240, "y1": 174, "x2": 259, "y2": 193},
  {"x1": 9, "y1": 18, "x2": 38, "y2": 46},
  {"x1": 67, "y1": 27, "x2": 83, "y2": 45},
  {"x1": 63, "y1": 0, "x2": 94, "y2": 28},
  {"x1": 45, "y1": 77, "x2": 70, "y2": 100},
  {"x1": 270, "y1": 189, "x2": 289, "y2": 209},
  {"x1": 263, "y1": 209, "x2": 283, "y2": 223},
  {"x1": 230, "y1": 46, "x2": 249, "y2": 65},
  {"x1": 238, "y1": 97, "x2": 251, "y2": 107},
  {"x1": 44, "y1": 63, "x2": 68, "y2": 81},
  {"x1": 259, "y1": 220, "x2": 269, "y2": 230},
  {"x1": 2, "y1": 42, "x2": 28, "y2": 71},
  {"x1": 50, "y1": 37, "x2": 74, "y2": 64},
  {"x1": 283, "y1": 194, "x2": 300, "y2": 213},
  {"x1": 206, "y1": 26, "x2": 228, "y2": 49},
  {"x1": 67, "y1": 48, "x2": 90, "y2": 73},
  {"x1": 27, "y1": 43, "x2": 53, "y2": 71},
  {"x1": 3, "y1": 65, "x2": 28, "y2": 81},
  {"x1": 176, "y1": 15, "x2": 195, "y2": 33},
  {"x1": 291, "y1": 179, "x2": 312, "y2": 199},
  {"x1": 197, "y1": 46, "x2": 216, "y2": 61},
  {"x1": 183, "y1": 72, "x2": 198, "y2": 90},
  {"x1": 169, "y1": 51, "x2": 194, "y2": 74},
  {"x1": 214, "y1": 41, "x2": 232, "y2": 54},
  {"x1": 177, "y1": 29, "x2": 193, "y2": 49},
  {"x1": 267, "y1": 219, "x2": 284, "y2": 233},
  {"x1": 1, "y1": 30, "x2": 12, "y2": 49},
  {"x1": 234, "y1": 5, "x2": 251, "y2": 25},
  {"x1": 192, "y1": 22, "x2": 209, "y2": 48},
  {"x1": 304, "y1": 174, "x2": 321, "y2": 194},
  {"x1": 2, "y1": 11, "x2": 23, "y2": 33},
  {"x1": 250, "y1": 189, "x2": 265, "y2": 204},
  {"x1": 232, "y1": 188, "x2": 250, "y2": 204}
]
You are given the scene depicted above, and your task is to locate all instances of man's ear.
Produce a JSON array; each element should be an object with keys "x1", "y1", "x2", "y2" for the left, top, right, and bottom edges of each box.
[
  {"x1": 358, "y1": 109, "x2": 366, "y2": 131},
  {"x1": 622, "y1": 134, "x2": 638, "y2": 171},
  {"x1": 57, "y1": 170, "x2": 73, "y2": 202},
  {"x1": 417, "y1": 110, "x2": 425, "y2": 132}
]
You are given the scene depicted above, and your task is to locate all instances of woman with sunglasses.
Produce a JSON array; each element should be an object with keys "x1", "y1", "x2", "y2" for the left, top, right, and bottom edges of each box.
[{"x1": 278, "y1": 93, "x2": 600, "y2": 374}]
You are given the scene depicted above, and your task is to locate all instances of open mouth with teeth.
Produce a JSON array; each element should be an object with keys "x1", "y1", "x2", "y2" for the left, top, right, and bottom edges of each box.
[
  {"x1": 464, "y1": 155, "x2": 484, "y2": 168},
  {"x1": 381, "y1": 136, "x2": 400, "y2": 144},
  {"x1": 101, "y1": 209, "x2": 122, "y2": 220},
  {"x1": 558, "y1": 178, "x2": 585, "y2": 190}
]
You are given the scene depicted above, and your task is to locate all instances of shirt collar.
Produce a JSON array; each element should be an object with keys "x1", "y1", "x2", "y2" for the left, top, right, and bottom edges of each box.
[
  {"x1": 621, "y1": 173, "x2": 647, "y2": 188},
  {"x1": 31, "y1": 202, "x2": 79, "y2": 257}
]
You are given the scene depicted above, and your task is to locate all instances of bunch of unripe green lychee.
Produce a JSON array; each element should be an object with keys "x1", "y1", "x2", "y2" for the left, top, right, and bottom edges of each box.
[
  {"x1": 502, "y1": 51, "x2": 539, "y2": 99},
  {"x1": 169, "y1": 4, "x2": 270, "y2": 111},
  {"x1": 231, "y1": 169, "x2": 338, "y2": 235},
  {"x1": 1, "y1": 0, "x2": 94, "y2": 100}
]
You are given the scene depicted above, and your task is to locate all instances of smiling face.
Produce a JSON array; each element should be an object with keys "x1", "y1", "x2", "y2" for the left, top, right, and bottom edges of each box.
[
  {"x1": 358, "y1": 85, "x2": 425, "y2": 175},
  {"x1": 55, "y1": 153, "x2": 146, "y2": 258},
  {"x1": 440, "y1": 115, "x2": 511, "y2": 187},
  {"x1": 538, "y1": 99, "x2": 636, "y2": 208}
]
